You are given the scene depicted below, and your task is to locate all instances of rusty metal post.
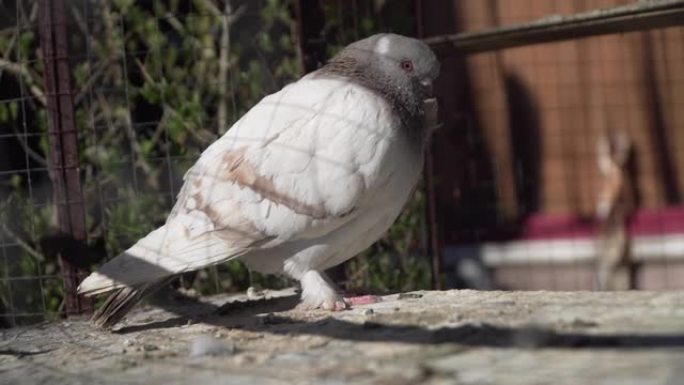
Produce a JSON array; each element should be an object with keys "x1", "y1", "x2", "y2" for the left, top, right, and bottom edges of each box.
[
  {"x1": 293, "y1": 0, "x2": 327, "y2": 73},
  {"x1": 39, "y1": 0, "x2": 93, "y2": 316}
]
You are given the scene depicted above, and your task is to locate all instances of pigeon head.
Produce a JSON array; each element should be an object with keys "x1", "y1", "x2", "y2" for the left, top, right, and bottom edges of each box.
[
  {"x1": 342, "y1": 33, "x2": 439, "y2": 98},
  {"x1": 319, "y1": 34, "x2": 440, "y2": 126}
]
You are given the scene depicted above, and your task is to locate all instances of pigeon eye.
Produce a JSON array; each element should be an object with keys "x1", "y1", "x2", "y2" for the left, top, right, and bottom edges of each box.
[{"x1": 400, "y1": 60, "x2": 414, "y2": 72}]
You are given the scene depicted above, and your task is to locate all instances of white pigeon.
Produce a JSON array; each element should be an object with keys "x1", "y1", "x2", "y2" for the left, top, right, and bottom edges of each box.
[{"x1": 78, "y1": 33, "x2": 440, "y2": 327}]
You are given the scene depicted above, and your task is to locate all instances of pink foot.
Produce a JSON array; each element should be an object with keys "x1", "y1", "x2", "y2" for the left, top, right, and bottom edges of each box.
[{"x1": 344, "y1": 295, "x2": 382, "y2": 306}]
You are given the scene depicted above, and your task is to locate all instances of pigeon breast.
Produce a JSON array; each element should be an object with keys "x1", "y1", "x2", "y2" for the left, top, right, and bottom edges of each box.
[{"x1": 169, "y1": 75, "x2": 423, "y2": 276}]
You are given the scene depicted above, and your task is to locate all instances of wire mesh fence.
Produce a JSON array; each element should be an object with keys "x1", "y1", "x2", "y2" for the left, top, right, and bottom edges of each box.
[
  {"x1": 1, "y1": 0, "x2": 306, "y2": 327},
  {"x1": 0, "y1": 0, "x2": 683, "y2": 329},
  {"x1": 0, "y1": 0, "x2": 426, "y2": 328}
]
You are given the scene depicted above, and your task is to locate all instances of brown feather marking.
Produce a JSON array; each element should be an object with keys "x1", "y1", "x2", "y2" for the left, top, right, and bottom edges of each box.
[
  {"x1": 202, "y1": 201, "x2": 268, "y2": 247},
  {"x1": 171, "y1": 146, "x2": 332, "y2": 249},
  {"x1": 220, "y1": 148, "x2": 329, "y2": 219}
]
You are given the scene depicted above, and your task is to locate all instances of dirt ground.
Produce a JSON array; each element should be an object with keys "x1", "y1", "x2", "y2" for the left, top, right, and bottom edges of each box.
[{"x1": 1, "y1": 288, "x2": 684, "y2": 385}]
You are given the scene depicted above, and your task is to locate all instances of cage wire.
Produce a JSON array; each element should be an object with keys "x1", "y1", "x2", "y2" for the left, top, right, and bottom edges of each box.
[
  {"x1": 0, "y1": 0, "x2": 423, "y2": 327},
  {"x1": 424, "y1": 0, "x2": 684, "y2": 291},
  {"x1": 0, "y1": 0, "x2": 683, "y2": 328},
  {"x1": 0, "y1": 0, "x2": 55, "y2": 327}
]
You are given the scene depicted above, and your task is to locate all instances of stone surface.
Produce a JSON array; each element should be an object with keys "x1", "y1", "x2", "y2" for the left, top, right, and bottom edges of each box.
[{"x1": 1, "y1": 289, "x2": 684, "y2": 385}]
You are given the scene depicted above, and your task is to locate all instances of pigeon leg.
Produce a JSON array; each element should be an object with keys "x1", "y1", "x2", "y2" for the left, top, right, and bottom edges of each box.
[
  {"x1": 298, "y1": 270, "x2": 348, "y2": 311},
  {"x1": 296, "y1": 270, "x2": 382, "y2": 310}
]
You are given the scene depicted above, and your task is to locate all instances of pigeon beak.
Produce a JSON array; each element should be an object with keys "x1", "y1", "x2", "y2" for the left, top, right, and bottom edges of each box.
[{"x1": 420, "y1": 78, "x2": 434, "y2": 97}]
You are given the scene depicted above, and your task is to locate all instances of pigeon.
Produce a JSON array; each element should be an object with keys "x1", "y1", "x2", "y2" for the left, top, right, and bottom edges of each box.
[{"x1": 77, "y1": 33, "x2": 440, "y2": 328}]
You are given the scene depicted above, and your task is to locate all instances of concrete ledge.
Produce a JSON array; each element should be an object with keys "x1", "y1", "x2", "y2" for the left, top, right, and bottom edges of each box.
[{"x1": 2, "y1": 289, "x2": 684, "y2": 384}]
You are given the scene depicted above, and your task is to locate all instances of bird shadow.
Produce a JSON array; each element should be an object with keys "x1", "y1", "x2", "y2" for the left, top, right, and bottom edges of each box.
[
  {"x1": 112, "y1": 290, "x2": 684, "y2": 350},
  {"x1": 113, "y1": 292, "x2": 300, "y2": 334},
  {"x1": 86, "y1": 248, "x2": 683, "y2": 349}
]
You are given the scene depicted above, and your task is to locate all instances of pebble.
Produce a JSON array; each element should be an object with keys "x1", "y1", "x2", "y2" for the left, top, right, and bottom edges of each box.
[
  {"x1": 259, "y1": 313, "x2": 296, "y2": 325},
  {"x1": 247, "y1": 286, "x2": 265, "y2": 299},
  {"x1": 398, "y1": 292, "x2": 424, "y2": 300},
  {"x1": 362, "y1": 308, "x2": 374, "y2": 316},
  {"x1": 190, "y1": 335, "x2": 235, "y2": 358},
  {"x1": 571, "y1": 318, "x2": 599, "y2": 328},
  {"x1": 142, "y1": 344, "x2": 158, "y2": 352},
  {"x1": 234, "y1": 354, "x2": 255, "y2": 366}
]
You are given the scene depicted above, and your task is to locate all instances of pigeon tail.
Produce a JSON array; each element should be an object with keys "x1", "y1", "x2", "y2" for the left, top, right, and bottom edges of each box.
[
  {"x1": 78, "y1": 223, "x2": 233, "y2": 296},
  {"x1": 91, "y1": 277, "x2": 173, "y2": 329},
  {"x1": 78, "y1": 222, "x2": 235, "y2": 327}
]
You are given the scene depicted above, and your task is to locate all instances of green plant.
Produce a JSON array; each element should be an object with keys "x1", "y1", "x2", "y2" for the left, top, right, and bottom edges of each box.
[{"x1": 0, "y1": 0, "x2": 429, "y2": 326}]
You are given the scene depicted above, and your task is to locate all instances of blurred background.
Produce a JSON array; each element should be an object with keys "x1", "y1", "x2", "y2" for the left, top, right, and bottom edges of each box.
[{"x1": 0, "y1": 0, "x2": 682, "y2": 327}]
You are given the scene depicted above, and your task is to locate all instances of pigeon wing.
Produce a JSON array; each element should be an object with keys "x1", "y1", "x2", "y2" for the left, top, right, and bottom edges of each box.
[{"x1": 79, "y1": 77, "x2": 392, "y2": 294}]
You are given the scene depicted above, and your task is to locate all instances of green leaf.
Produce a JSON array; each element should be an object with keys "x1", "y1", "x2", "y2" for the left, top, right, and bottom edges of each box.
[{"x1": 8, "y1": 101, "x2": 18, "y2": 120}]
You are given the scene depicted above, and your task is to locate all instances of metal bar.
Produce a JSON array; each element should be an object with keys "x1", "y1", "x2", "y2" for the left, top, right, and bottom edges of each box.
[
  {"x1": 416, "y1": 0, "x2": 443, "y2": 290},
  {"x1": 38, "y1": 0, "x2": 93, "y2": 316},
  {"x1": 293, "y1": 0, "x2": 327, "y2": 73},
  {"x1": 424, "y1": 0, "x2": 684, "y2": 56}
]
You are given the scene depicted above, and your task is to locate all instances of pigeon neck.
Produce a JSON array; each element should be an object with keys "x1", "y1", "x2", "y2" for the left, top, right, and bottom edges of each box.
[{"x1": 315, "y1": 57, "x2": 425, "y2": 141}]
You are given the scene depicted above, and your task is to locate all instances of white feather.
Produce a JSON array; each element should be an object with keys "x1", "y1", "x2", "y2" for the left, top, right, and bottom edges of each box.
[
  {"x1": 78, "y1": 221, "x2": 236, "y2": 295},
  {"x1": 79, "y1": 76, "x2": 422, "y2": 298}
]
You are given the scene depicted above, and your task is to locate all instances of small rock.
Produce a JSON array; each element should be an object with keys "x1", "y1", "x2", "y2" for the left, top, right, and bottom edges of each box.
[
  {"x1": 123, "y1": 339, "x2": 134, "y2": 347},
  {"x1": 571, "y1": 318, "x2": 599, "y2": 328},
  {"x1": 142, "y1": 344, "x2": 158, "y2": 352},
  {"x1": 190, "y1": 335, "x2": 235, "y2": 358},
  {"x1": 247, "y1": 286, "x2": 265, "y2": 299},
  {"x1": 362, "y1": 308, "x2": 374, "y2": 316},
  {"x1": 234, "y1": 354, "x2": 255, "y2": 366},
  {"x1": 398, "y1": 292, "x2": 423, "y2": 300},
  {"x1": 259, "y1": 313, "x2": 297, "y2": 325},
  {"x1": 176, "y1": 287, "x2": 199, "y2": 298}
]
